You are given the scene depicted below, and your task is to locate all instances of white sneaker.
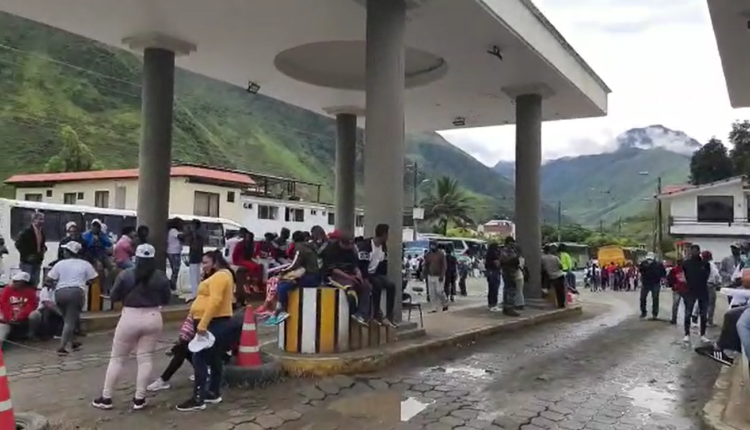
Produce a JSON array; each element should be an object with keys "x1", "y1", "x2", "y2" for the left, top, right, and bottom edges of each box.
[
  {"x1": 490, "y1": 306, "x2": 503, "y2": 313},
  {"x1": 701, "y1": 336, "x2": 711, "y2": 344},
  {"x1": 189, "y1": 374, "x2": 195, "y2": 382},
  {"x1": 683, "y1": 335, "x2": 691, "y2": 343},
  {"x1": 147, "y1": 379, "x2": 171, "y2": 392}
]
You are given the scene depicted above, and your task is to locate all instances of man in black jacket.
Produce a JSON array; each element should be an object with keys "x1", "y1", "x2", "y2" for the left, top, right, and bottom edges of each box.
[
  {"x1": 638, "y1": 252, "x2": 666, "y2": 320},
  {"x1": 357, "y1": 224, "x2": 397, "y2": 328},
  {"x1": 682, "y1": 244, "x2": 711, "y2": 343},
  {"x1": 15, "y1": 211, "x2": 46, "y2": 287}
]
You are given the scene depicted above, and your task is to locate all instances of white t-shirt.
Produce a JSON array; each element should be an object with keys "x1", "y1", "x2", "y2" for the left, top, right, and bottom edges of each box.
[
  {"x1": 224, "y1": 237, "x2": 242, "y2": 264},
  {"x1": 167, "y1": 228, "x2": 183, "y2": 255},
  {"x1": 37, "y1": 287, "x2": 53, "y2": 310},
  {"x1": 368, "y1": 241, "x2": 386, "y2": 274},
  {"x1": 48, "y1": 259, "x2": 98, "y2": 290}
]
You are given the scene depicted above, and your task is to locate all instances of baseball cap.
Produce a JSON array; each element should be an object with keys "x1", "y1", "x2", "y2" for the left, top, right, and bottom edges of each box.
[
  {"x1": 135, "y1": 244, "x2": 156, "y2": 259},
  {"x1": 11, "y1": 272, "x2": 30, "y2": 283},
  {"x1": 65, "y1": 221, "x2": 78, "y2": 231},
  {"x1": 62, "y1": 241, "x2": 82, "y2": 254}
]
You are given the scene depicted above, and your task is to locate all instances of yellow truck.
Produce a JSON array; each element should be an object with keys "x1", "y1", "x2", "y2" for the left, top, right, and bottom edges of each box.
[{"x1": 597, "y1": 245, "x2": 626, "y2": 267}]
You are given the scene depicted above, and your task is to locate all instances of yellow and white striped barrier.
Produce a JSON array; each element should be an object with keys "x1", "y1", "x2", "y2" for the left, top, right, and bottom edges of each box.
[{"x1": 278, "y1": 287, "x2": 350, "y2": 354}]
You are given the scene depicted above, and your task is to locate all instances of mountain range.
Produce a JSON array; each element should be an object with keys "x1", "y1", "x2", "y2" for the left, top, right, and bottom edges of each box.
[{"x1": 493, "y1": 125, "x2": 693, "y2": 224}]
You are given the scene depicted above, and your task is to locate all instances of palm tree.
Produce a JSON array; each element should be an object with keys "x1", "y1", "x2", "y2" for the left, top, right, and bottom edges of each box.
[{"x1": 420, "y1": 176, "x2": 473, "y2": 235}]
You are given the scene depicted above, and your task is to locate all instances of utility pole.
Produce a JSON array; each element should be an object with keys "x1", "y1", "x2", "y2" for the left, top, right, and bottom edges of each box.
[
  {"x1": 656, "y1": 176, "x2": 663, "y2": 257},
  {"x1": 412, "y1": 162, "x2": 419, "y2": 240},
  {"x1": 599, "y1": 219, "x2": 603, "y2": 234},
  {"x1": 617, "y1": 217, "x2": 622, "y2": 235},
  {"x1": 556, "y1": 200, "x2": 562, "y2": 243}
]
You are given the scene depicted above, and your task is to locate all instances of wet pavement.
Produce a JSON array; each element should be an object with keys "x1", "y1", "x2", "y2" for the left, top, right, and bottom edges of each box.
[{"x1": 9, "y1": 287, "x2": 724, "y2": 430}]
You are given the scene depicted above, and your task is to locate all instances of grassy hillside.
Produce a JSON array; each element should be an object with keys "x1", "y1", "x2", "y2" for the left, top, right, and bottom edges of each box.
[
  {"x1": 495, "y1": 147, "x2": 689, "y2": 225},
  {"x1": 0, "y1": 12, "x2": 565, "y2": 224}
]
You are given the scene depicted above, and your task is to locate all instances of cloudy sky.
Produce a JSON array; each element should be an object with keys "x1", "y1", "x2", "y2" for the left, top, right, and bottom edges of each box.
[{"x1": 439, "y1": 0, "x2": 750, "y2": 166}]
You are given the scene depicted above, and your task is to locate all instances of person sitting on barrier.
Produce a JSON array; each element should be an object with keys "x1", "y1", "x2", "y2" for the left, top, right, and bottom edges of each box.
[
  {"x1": 176, "y1": 250, "x2": 236, "y2": 412},
  {"x1": 357, "y1": 224, "x2": 398, "y2": 329},
  {"x1": 92, "y1": 243, "x2": 172, "y2": 411},
  {"x1": 695, "y1": 304, "x2": 750, "y2": 366},
  {"x1": 28, "y1": 285, "x2": 63, "y2": 340},
  {"x1": 58, "y1": 222, "x2": 86, "y2": 262},
  {"x1": 232, "y1": 229, "x2": 263, "y2": 293},
  {"x1": 0, "y1": 272, "x2": 39, "y2": 345},
  {"x1": 321, "y1": 232, "x2": 371, "y2": 326},
  {"x1": 113, "y1": 226, "x2": 137, "y2": 270},
  {"x1": 45, "y1": 241, "x2": 98, "y2": 355},
  {"x1": 266, "y1": 231, "x2": 321, "y2": 326}
]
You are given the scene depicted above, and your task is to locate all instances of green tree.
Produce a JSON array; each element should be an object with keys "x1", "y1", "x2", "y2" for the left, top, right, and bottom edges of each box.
[
  {"x1": 44, "y1": 125, "x2": 102, "y2": 173},
  {"x1": 730, "y1": 120, "x2": 750, "y2": 175},
  {"x1": 420, "y1": 176, "x2": 473, "y2": 235},
  {"x1": 689, "y1": 137, "x2": 734, "y2": 185}
]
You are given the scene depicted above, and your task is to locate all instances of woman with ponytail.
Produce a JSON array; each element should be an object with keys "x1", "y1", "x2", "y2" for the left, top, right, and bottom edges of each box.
[{"x1": 92, "y1": 244, "x2": 172, "y2": 411}]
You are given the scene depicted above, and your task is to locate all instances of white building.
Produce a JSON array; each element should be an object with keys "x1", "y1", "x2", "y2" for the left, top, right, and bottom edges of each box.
[{"x1": 658, "y1": 176, "x2": 749, "y2": 261}]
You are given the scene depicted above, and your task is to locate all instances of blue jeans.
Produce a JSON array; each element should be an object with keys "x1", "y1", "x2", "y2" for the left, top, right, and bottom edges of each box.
[
  {"x1": 737, "y1": 308, "x2": 750, "y2": 362},
  {"x1": 117, "y1": 260, "x2": 134, "y2": 270},
  {"x1": 486, "y1": 270, "x2": 500, "y2": 308},
  {"x1": 192, "y1": 317, "x2": 233, "y2": 403},
  {"x1": 167, "y1": 254, "x2": 182, "y2": 288},
  {"x1": 277, "y1": 273, "x2": 321, "y2": 311}
]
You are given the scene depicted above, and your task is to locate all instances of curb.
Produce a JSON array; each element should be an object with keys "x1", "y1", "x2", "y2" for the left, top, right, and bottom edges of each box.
[
  {"x1": 702, "y1": 361, "x2": 746, "y2": 430},
  {"x1": 266, "y1": 304, "x2": 582, "y2": 377},
  {"x1": 223, "y1": 353, "x2": 284, "y2": 388}
]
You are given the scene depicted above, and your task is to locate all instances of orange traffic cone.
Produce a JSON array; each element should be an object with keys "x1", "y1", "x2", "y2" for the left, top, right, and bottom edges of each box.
[
  {"x1": 0, "y1": 349, "x2": 15, "y2": 430},
  {"x1": 237, "y1": 305, "x2": 262, "y2": 367}
]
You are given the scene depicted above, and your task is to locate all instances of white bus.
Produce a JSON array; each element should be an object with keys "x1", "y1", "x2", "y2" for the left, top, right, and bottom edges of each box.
[{"x1": 0, "y1": 198, "x2": 242, "y2": 283}]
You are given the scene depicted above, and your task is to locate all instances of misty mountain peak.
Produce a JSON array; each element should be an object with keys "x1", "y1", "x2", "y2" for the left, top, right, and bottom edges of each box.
[{"x1": 616, "y1": 125, "x2": 700, "y2": 155}]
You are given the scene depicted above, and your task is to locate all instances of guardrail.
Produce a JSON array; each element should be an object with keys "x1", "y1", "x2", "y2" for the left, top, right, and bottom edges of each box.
[{"x1": 669, "y1": 216, "x2": 750, "y2": 226}]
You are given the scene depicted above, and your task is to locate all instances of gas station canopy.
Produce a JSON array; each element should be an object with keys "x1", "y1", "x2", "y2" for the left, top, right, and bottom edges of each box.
[{"x1": 0, "y1": 0, "x2": 610, "y2": 131}]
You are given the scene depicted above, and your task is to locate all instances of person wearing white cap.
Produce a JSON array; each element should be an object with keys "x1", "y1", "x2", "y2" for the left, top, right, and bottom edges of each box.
[
  {"x1": 57, "y1": 221, "x2": 85, "y2": 262},
  {"x1": 45, "y1": 240, "x2": 98, "y2": 355},
  {"x1": 0, "y1": 272, "x2": 38, "y2": 344},
  {"x1": 92, "y1": 243, "x2": 171, "y2": 411}
]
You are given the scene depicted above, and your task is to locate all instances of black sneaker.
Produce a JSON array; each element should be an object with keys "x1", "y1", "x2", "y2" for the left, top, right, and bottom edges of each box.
[
  {"x1": 56, "y1": 348, "x2": 69, "y2": 356},
  {"x1": 669, "y1": 320, "x2": 677, "y2": 325},
  {"x1": 205, "y1": 393, "x2": 223, "y2": 404},
  {"x1": 503, "y1": 308, "x2": 520, "y2": 317},
  {"x1": 640, "y1": 313, "x2": 647, "y2": 319},
  {"x1": 132, "y1": 398, "x2": 147, "y2": 410},
  {"x1": 696, "y1": 346, "x2": 734, "y2": 366},
  {"x1": 92, "y1": 397, "x2": 113, "y2": 410},
  {"x1": 72, "y1": 341, "x2": 82, "y2": 351},
  {"x1": 176, "y1": 398, "x2": 206, "y2": 412}
]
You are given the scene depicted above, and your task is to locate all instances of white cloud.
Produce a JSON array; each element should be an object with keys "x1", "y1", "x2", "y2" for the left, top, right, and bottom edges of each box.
[{"x1": 439, "y1": 0, "x2": 750, "y2": 166}]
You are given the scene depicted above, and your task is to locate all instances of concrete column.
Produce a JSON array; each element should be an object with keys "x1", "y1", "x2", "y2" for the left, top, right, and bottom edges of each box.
[
  {"x1": 364, "y1": 0, "x2": 406, "y2": 320},
  {"x1": 335, "y1": 113, "x2": 357, "y2": 236},
  {"x1": 137, "y1": 47, "x2": 175, "y2": 268},
  {"x1": 514, "y1": 93, "x2": 543, "y2": 298}
]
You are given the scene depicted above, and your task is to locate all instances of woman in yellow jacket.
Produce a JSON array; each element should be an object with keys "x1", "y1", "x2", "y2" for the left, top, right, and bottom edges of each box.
[{"x1": 176, "y1": 250, "x2": 235, "y2": 412}]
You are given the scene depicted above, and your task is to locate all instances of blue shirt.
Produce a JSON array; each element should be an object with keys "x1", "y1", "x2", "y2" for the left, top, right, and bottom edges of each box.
[{"x1": 82, "y1": 231, "x2": 112, "y2": 260}]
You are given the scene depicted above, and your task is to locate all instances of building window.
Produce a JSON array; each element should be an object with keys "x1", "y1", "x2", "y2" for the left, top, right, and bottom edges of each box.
[
  {"x1": 285, "y1": 207, "x2": 305, "y2": 222},
  {"x1": 227, "y1": 191, "x2": 236, "y2": 203},
  {"x1": 94, "y1": 191, "x2": 110, "y2": 208},
  {"x1": 355, "y1": 215, "x2": 364, "y2": 227},
  {"x1": 23, "y1": 193, "x2": 42, "y2": 202},
  {"x1": 194, "y1": 191, "x2": 220, "y2": 217},
  {"x1": 76, "y1": 192, "x2": 84, "y2": 200},
  {"x1": 258, "y1": 205, "x2": 279, "y2": 220},
  {"x1": 45, "y1": 190, "x2": 52, "y2": 197},
  {"x1": 697, "y1": 195, "x2": 734, "y2": 223},
  {"x1": 311, "y1": 209, "x2": 317, "y2": 215},
  {"x1": 328, "y1": 212, "x2": 335, "y2": 225},
  {"x1": 63, "y1": 193, "x2": 77, "y2": 205}
]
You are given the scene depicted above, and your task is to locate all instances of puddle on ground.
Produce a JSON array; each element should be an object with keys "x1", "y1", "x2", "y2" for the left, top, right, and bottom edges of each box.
[
  {"x1": 626, "y1": 384, "x2": 677, "y2": 414},
  {"x1": 326, "y1": 389, "x2": 400, "y2": 424},
  {"x1": 401, "y1": 397, "x2": 434, "y2": 421},
  {"x1": 443, "y1": 365, "x2": 489, "y2": 377}
]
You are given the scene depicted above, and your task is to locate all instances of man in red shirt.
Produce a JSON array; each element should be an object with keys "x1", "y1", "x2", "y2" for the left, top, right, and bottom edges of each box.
[
  {"x1": 669, "y1": 258, "x2": 688, "y2": 324},
  {"x1": 0, "y1": 272, "x2": 39, "y2": 343}
]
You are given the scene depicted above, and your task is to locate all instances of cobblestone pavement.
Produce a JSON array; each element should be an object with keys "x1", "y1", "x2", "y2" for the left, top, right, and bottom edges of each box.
[{"x1": 10, "y1": 287, "x2": 724, "y2": 430}]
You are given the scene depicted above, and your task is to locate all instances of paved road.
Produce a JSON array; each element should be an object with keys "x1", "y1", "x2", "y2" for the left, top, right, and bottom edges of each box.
[{"x1": 8, "y1": 288, "x2": 724, "y2": 430}]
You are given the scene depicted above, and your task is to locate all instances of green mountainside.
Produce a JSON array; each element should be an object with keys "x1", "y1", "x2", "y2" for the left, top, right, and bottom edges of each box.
[
  {"x1": 494, "y1": 126, "x2": 692, "y2": 225},
  {"x1": 0, "y1": 12, "x2": 564, "y2": 224}
]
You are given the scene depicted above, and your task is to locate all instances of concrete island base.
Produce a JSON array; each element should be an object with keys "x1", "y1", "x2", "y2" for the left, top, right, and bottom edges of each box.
[
  {"x1": 703, "y1": 356, "x2": 750, "y2": 430},
  {"x1": 263, "y1": 304, "x2": 583, "y2": 377}
]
